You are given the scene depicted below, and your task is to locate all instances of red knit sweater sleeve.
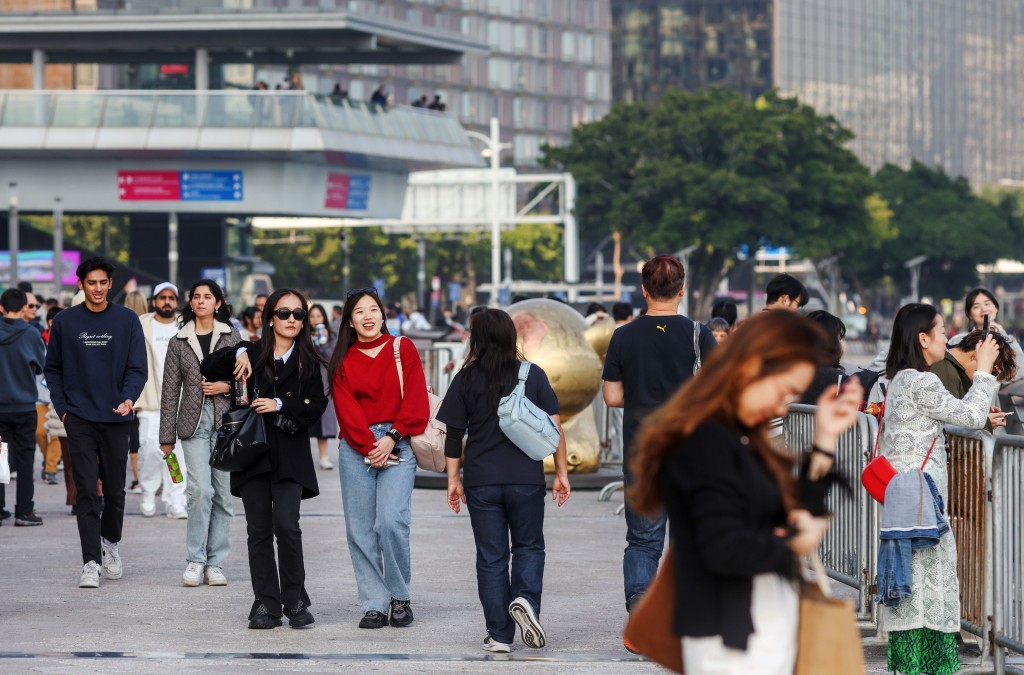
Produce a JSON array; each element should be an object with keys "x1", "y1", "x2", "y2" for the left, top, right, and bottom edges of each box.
[
  {"x1": 333, "y1": 362, "x2": 375, "y2": 455},
  {"x1": 393, "y1": 336, "x2": 430, "y2": 438}
]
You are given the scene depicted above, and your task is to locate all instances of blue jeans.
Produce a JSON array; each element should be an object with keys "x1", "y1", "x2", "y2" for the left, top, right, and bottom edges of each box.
[
  {"x1": 181, "y1": 400, "x2": 233, "y2": 567},
  {"x1": 465, "y1": 484, "x2": 546, "y2": 644},
  {"x1": 338, "y1": 423, "x2": 415, "y2": 614},
  {"x1": 623, "y1": 464, "x2": 666, "y2": 609}
]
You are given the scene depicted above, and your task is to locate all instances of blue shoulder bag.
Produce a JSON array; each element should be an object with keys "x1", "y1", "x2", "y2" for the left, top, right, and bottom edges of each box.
[{"x1": 497, "y1": 362, "x2": 561, "y2": 461}]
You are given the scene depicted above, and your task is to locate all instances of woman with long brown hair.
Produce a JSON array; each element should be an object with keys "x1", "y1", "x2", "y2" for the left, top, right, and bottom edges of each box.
[{"x1": 630, "y1": 311, "x2": 862, "y2": 673}]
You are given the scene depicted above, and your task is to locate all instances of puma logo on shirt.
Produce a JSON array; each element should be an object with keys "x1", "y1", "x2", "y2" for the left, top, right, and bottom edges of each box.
[{"x1": 656, "y1": 325, "x2": 666, "y2": 333}]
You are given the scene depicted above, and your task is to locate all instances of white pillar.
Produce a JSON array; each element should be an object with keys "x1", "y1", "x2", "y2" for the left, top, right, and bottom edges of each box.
[
  {"x1": 195, "y1": 48, "x2": 210, "y2": 91},
  {"x1": 489, "y1": 116, "x2": 502, "y2": 307},
  {"x1": 53, "y1": 198, "x2": 63, "y2": 291},
  {"x1": 563, "y1": 173, "x2": 580, "y2": 302},
  {"x1": 31, "y1": 49, "x2": 45, "y2": 90},
  {"x1": 7, "y1": 183, "x2": 18, "y2": 284}
]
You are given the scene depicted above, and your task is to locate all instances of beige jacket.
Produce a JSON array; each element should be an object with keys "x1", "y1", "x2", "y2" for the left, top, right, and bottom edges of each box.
[
  {"x1": 159, "y1": 320, "x2": 240, "y2": 445},
  {"x1": 134, "y1": 312, "x2": 180, "y2": 412}
]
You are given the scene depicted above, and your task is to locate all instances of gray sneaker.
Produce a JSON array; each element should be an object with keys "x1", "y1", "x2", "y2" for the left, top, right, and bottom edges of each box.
[
  {"x1": 79, "y1": 561, "x2": 101, "y2": 588},
  {"x1": 509, "y1": 597, "x2": 546, "y2": 649},
  {"x1": 101, "y1": 538, "x2": 123, "y2": 580}
]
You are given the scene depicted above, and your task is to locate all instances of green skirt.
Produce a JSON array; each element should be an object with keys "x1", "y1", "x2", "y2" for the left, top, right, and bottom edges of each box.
[{"x1": 887, "y1": 628, "x2": 960, "y2": 675}]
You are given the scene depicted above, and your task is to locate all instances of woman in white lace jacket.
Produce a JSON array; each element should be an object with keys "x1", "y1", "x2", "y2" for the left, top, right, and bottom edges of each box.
[{"x1": 881, "y1": 303, "x2": 999, "y2": 675}]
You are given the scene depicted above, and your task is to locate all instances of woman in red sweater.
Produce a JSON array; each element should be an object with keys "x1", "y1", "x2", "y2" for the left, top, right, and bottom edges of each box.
[{"x1": 329, "y1": 289, "x2": 429, "y2": 630}]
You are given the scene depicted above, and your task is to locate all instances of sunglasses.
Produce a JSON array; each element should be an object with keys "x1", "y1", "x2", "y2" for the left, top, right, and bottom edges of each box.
[
  {"x1": 25, "y1": 304, "x2": 40, "y2": 310},
  {"x1": 346, "y1": 287, "x2": 379, "y2": 298},
  {"x1": 271, "y1": 308, "x2": 307, "y2": 321}
]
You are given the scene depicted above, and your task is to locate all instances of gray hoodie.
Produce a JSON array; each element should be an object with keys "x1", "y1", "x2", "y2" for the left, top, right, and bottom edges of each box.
[{"x1": 0, "y1": 317, "x2": 46, "y2": 413}]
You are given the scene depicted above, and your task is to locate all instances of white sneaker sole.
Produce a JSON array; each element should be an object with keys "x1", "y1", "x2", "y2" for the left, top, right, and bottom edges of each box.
[
  {"x1": 78, "y1": 578, "x2": 99, "y2": 589},
  {"x1": 204, "y1": 576, "x2": 227, "y2": 587},
  {"x1": 102, "y1": 554, "x2": 123, "y2": 580},
  {"x1": 482, "y1": 642, "x2": 511, "y2": 653},
  {"x1": 509, "y1": 599, "x2": 546, "y2": 649},
  {"x1": 182, "y1": 574, "x2": 201, "y2": 587}
]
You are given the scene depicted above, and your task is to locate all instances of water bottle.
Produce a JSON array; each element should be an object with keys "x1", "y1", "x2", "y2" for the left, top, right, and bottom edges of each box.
[
  {"x1": 234, "y1": 378, "x2": 249, "y2": 407},
  {"x1": 165, "y1": 451, "x2": 184, "y2": 484},
  {"x1": 316, "y1": 323, "x2": 328, "y2": 345}
]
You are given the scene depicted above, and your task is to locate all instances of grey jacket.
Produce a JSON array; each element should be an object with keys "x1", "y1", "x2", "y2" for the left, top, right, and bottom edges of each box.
[{"x1": 159, "y1": 320, "x2": 240, "y2": 445}]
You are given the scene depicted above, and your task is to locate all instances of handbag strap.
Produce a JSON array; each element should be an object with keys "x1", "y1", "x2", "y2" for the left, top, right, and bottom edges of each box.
[
  {"x1": 921, "y1": 436, "x2": 938, "y2": 469},
  {"x1": 517, "y1": 361, "x2": 530, "y2": 383},
  {"x1": 805, "y1": 550, "x2": 831, "y2": 598},
  {"x1": 870, "y1": 390, "x2": 888, "y2": 460},
  {"x1": 692, "y1": 321, "x2": 702, "y2": 375},
  {"x1": 392, "y1": 335, "x2": 405, "y2": 398}
]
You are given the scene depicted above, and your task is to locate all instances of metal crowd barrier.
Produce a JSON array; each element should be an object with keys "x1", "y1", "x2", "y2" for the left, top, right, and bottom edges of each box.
[
  {"x1": 784, "y1": 404, "x2": 879, "y2": 623},
  {"x1": 415, "y1": 345, "x2": 457, "y2": 398},
  {"x1": 992, "y1": 435, "x2": 1024, "y2": 672}
]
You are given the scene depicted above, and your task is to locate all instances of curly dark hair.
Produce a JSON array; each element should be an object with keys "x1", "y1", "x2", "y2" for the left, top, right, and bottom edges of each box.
[{"x1": 955, "y1": 329, "x2": 1018, "y2": 382}]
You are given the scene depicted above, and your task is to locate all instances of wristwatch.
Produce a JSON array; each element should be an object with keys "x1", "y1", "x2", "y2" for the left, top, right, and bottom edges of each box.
[{"x1": 386, "y1": 428, "x2": 404, "y2": 444}]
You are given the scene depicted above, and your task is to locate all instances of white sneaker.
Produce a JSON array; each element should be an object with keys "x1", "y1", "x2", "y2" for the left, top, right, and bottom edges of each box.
[
  {"x1": 204, "y1": 566, "x2": 227, "y2": 586},
  {"x1": 182, "y1": 562, "x2": 203, "y2": 587},
  {"x1": 319, "y1": 456, "x2": 334, "y2": 470},
  {"x1": 140, "y1": 494, "x2": 156, "y2": 517},
  {"x1": 79, "y1": 561, "x2": 101, "y2": 588},
  {"x1": 101, "y1": 538, "x2": 123, "y2": 580},
  {"x1": 509, "y1": 597, "x2": 546, "y2": 648},
  {"x1": 482, "y1": 635, "x2": 511, "y2": 653},
  {"x1": 167, "y1": 504, "x2": 188, "y2": 520}
]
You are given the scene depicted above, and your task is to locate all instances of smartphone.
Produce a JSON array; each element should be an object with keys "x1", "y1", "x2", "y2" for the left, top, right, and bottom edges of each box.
[
  {"x1": 982, "y1": 314, "x2": 991, "y2": 340},
  {"x1": 364, "y1": 457, "x2": 401, "y2": 467}
]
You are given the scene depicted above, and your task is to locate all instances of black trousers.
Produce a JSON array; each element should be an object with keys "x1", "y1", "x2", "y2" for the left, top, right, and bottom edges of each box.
[
  {"x1": 64, "y1": 414, "x2": 129, "y2": 565},
  {"x1": 0, "y1": 409, "x2": 38, "y2": 518},
  {"x1": 239, "y1": 476, "x2": 309, "y2": 618}
]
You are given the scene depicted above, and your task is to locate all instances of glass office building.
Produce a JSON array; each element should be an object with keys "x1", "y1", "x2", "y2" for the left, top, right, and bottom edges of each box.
[{"x1": 613, "y1": 0, "x2": 1024, "y2": 187}]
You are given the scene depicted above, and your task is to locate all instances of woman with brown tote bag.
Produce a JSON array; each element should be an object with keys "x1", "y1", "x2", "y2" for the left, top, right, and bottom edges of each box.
[{"x1": 625, "y1": 311, "x2": 863, "y2": 674}]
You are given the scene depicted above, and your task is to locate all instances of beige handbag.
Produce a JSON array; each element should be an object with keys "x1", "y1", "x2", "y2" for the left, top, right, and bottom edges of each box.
[
  {"x1": 795, "y1": 552, "x2": 865, "y2": 675},
  {"x1": 393, "y1": 336, "x2": 446, "y2": 472}
]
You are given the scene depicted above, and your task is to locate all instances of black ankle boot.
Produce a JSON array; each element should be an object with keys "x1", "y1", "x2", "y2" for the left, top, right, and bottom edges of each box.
[
  {"x1": 248, "y1": 601, "x2": 283, "y2": 629},
  {"x1": 284, "y1": 601, "x2": 315, "y2": 628}
]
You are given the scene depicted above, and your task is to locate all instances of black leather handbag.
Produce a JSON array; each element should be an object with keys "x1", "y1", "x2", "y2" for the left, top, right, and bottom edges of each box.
[{"x1": 211, "y1": 375, "x2": 269, "y2": 472}]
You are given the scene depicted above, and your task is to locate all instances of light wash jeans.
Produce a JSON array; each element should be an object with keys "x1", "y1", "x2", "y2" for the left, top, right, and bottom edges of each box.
[
  {"x1": 338, "y1": 423, "x2": 415, "y2": 614},
  {"x1": 181, "y1": 400, "x2": 233, "y2": 567},
  {"x1": 137, "y1": 410, "x2": 186, "y2": 510}
]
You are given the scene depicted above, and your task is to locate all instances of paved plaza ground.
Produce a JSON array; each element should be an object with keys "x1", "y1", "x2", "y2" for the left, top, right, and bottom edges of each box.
[{"x1": 0, "y1": 440, "x2": 1004, "y2": 674}]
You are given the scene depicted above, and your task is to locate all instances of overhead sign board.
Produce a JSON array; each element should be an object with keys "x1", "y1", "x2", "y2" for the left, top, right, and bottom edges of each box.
[
  {"x1": 325, "y1": 173, "x2": 372, "y2": 210},
  {"x1": 118, "y1": 170, "x2": 244, "y2": 202}
]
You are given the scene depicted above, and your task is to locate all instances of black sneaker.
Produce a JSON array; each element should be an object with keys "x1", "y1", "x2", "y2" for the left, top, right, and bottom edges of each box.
[
  {"x1": 358, "y1": 610, "x2": 389, "y2": 629},
  {"x1": 390, "y1": 599, "x2": 414, "y2": 627},
  {"x1": 247, "y1": 602, "x2": 282, "y2": 629},
  {"x1": 284, "y1": 601, "x2": 315, "y2": 628},
  {"x1": 15, "y1": 512, "x2": 43, "y2": 527},
  {"x1": 0, "y1": 509, "x2": 11, "y2": 521}
]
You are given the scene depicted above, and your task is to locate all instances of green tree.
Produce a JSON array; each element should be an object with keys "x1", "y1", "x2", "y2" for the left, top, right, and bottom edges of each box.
[{"x1": 542, "y1": 88, "x2": 885, "y2": 315}]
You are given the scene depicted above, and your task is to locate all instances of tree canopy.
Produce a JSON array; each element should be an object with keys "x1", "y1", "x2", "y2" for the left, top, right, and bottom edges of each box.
[{"x1": 542, "y1": 88, "x2": 890, "y2": 313}]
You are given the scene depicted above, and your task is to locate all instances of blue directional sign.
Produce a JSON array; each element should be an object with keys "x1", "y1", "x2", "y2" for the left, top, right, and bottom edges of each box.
[
  {"x1": 180, "y1": 171, "x2": 243, "y2": 202},
  {"x1": 200, "y1": 267, "x2": 229, "y2": 294},
  {"x1": 346, "y1": 175, "x2": 372, "y2": 210}
]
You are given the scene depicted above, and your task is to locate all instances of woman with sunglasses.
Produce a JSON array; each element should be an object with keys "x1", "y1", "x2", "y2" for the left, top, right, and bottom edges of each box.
[
  {"x1": 328, "y1": 287, "x2": 429, "y2": 629},
  {"x1": 202, "y1": 289, "x2": 328, "y2": 629}
]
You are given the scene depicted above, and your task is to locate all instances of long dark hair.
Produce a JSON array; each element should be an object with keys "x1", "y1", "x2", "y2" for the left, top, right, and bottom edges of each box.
[
  {"x1": 328, "y1": 290, "x2": 390, "y2": 384},
  {"x1": 885, "y1": 303, "x2": 939, "y2": 378},
  {"x1": 254, "y1": 288, "x2": 326, "y2": 388},
  {"x1": 179, "y1": 279, "x2": 231, "y2": 328},
  {"x1": 461, "y1": 308, "x2": 524, "y2": 403},
  {"x1": 630, "y1": 311, "x2": 829, "y2": 515},
  {"x1": 806, "y1": 310, "x2": 846, "y2": 368},
  {"x1": 308, "y1": 303, "x2": 334, "y2": 339}
]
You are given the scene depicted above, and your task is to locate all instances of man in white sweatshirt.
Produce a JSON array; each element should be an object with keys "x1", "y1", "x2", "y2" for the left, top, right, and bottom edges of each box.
[{"x1": 135, "y1": 282, "x2": 187, "y2": 518}]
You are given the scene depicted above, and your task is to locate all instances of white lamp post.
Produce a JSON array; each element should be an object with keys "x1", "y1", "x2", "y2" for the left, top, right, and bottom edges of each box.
[{"x1": 464, "y1": 117, "x2": 511, "y2": 306}]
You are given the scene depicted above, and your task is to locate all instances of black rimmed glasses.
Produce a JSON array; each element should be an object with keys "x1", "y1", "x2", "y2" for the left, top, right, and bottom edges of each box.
[
  {"x1": 271, "y1": 308, "x2": 307, "y2": 321},
  {"x1": 346, "y1": 287, "x2": 379, "y2": 298}
]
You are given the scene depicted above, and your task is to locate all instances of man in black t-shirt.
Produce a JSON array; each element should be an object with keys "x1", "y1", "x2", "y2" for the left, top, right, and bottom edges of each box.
[{"x1": 602, "y1": 255, "x2": 716, "y2": 624}]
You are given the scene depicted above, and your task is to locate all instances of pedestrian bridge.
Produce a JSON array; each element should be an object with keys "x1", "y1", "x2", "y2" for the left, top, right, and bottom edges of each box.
[{"x1": 0, "y1": 90, "x2": 483, "y2": 217}]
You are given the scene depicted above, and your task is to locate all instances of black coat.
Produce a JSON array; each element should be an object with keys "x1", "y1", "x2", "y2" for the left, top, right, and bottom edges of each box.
[
  {"x1": 662, "y1": 421, "x2": 830, "y2": 651},
  {"x1": 202, "y1": 341, "x2": 328, "y2": 500}
]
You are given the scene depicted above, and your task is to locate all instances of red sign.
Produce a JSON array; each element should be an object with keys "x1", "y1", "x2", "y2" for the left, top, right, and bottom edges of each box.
[
  {"x1": 159, "y1": 64, "x2": 190, "y2": 76},
  {"x1": 324, "y1": 173, "x2": 351, "y2": 209},
  {"x1": 117, "y1": 171, "x2": 181, "y2": 201}
]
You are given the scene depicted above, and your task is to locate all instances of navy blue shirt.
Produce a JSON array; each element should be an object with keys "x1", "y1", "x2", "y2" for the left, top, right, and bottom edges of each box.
[
  {"x1": 438, "y1": 362, "x2": 559, "y2": 488},
  {"x1": 45, "y1": 303, "x2": 148, "y2": 423}
]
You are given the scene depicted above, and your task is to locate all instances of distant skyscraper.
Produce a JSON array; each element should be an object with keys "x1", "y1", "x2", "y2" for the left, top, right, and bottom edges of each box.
[{"x1": 612, "y1": 0, "x2": 1024, "y2": 187}]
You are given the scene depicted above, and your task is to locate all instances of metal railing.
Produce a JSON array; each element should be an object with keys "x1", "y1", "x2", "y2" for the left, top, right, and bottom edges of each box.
[
  {"x1": 784, "y1": 404, "x2": 879, "y2": 623},
  {"x1": 415, "y1": 346, "x2": 457, "y2": 398},
  {"x1": 0, "y1": 90, "x2": 471, "y2": 147},
  {"x1": 993, "y1": 435, "x2": 1024, "y2": 672}
]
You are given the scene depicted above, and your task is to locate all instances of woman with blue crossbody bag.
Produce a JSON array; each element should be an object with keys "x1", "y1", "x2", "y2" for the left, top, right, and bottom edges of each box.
[{"x1": 437, "y1": 308, "x2": 571, "y2": 654}]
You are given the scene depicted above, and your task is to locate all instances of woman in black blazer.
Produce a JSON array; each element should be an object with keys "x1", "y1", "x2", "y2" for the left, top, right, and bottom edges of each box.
[
  {"x1": 203, "y1": 288, "x2": 327, "y2": 630},
  {"x1": 629, "y1": 311, "x2": 863, "y2": 673}
]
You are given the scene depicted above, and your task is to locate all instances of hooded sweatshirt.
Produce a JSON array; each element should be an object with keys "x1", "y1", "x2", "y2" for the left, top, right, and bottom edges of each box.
[{"x1": 0, "y1": 317, "x2": 46, "y2": 413}]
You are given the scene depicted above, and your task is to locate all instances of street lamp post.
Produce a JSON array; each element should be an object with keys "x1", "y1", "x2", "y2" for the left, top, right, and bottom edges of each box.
[
  {"x1": 8, "y1": 182, "x2": 18, "y2": 285},
  {"x1": 675, "y1": 244, "x2": 698, "y2": 317},
  {"x1": 905, "y1": 255, "x2": 927, "y2": 302},
  {"x1": 464, "y1": 117, "x2": 511, "y2": 307}
]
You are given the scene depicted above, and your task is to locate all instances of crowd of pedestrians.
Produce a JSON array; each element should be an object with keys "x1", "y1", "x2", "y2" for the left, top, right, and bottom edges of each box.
[{"x1": 2, "y1": 251, "x2": 1015, "y2": 674}]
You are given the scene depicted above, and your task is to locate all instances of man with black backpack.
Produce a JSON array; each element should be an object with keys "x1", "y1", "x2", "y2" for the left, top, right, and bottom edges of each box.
[{"x1": 602, "y1": 254, "x2": 717, "y2": 650}]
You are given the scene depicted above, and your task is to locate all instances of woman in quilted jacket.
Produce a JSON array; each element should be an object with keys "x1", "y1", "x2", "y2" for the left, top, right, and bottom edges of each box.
[
  {"x1": 437, "y1": 308, "x2": 570, "y2": 654},
  {"x1": 159, "y1": 280, "x2": 240, "y2": 588},
  {"x1": 328, "y1": 288, "x2": 429, "y2": 630}
]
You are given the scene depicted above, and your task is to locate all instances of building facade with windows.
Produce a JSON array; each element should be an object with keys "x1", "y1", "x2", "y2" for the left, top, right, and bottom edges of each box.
[{"x1": 612, "y1": 0, "x2": 1024, "y2": 187}]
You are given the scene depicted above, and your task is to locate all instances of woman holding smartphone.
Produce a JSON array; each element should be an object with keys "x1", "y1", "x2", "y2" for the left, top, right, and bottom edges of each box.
[
  {"x1": 328, "y1": 288, "x2": 429, "y2": 630},
  {"x1": 159, "y1": 279, "x2": 239, "y2": 587},
  {"x1": 202, "y1": 289, "x2": 328, "y2": 629}
]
